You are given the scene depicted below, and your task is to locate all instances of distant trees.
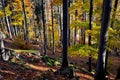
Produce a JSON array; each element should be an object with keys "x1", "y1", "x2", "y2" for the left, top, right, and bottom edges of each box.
[
  {"x1": 95, "y1": 0, "x2": 112, "y2": 79},
  {"x1": 0, "y1": 0, "x2": 33, "y2": 41},
  {"x1": 1, "y1": 0, "x2": 12, "y2": 40},
  {"x1": 0, "y1": 1, "x2": 120, "y2": 79}
]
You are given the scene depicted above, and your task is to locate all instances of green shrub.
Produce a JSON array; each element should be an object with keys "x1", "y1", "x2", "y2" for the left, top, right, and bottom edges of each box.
[{"x1": 42, "y1": 56, "x2": 60, "y2": 66}]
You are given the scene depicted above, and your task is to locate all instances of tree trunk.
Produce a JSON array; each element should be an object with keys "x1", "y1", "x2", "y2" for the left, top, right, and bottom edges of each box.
[
  {"x1": 41, "y1": 0, "x2": 47, "y2": 55},
  {"x1": 111, "y1": 0, "x2": 118, "y2": 28},
  {"x1": 61, "y1": 0, "x2": 69, "y2": 68},
  {"x1": 21, "y1": 0, "x2": 29, "y2": 44},
  {"x1": 74, "y1": 10, "x2": 78, "y2": 45},
  {"x1": 88, "y1": 0, "x2": 94, "y2": 72},
  {"x1": 81, "y1": 27, "x2": 85, "y2": 44},
  {"x1": 0, "y1": 18, "x2": 4, "y2": 32},
  {"x1": 51, "y1": 1, "x2": 55, "y2": 54},
  {"x1": 58, "y1": 5, "x2": 63, "y2": 47},
  {"x1": 6, "y1": 16, "x2": 12, "y2": 39},
  {"x1": 74, "y1": 26, "x2": 77, "y2": 45},
  {"x1": 34, "y1": 0, "x2": 42, "y2": 41},
  {"x1": 15, "y1": 26, "x2": 18, "y2": 36},
  {"x1": 81, "y1": 0, "x2": 86, "y2": 45},
  {"x1": 68, "y1": 0, "x2": 71, "y2": 46},
  {"x1": 95, "y1": 0, "x2": 112, "y2": 80}
]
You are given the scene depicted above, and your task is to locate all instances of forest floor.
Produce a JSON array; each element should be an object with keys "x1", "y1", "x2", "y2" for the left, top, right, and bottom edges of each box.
[{"x1": 0, "y1": 39, "x2": 119, "y2": 80}]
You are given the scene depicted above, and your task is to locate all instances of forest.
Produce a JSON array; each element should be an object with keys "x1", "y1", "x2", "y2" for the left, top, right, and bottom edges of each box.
[{"x1": 0, "y1": 0, "x2": 120, "y2": 80}]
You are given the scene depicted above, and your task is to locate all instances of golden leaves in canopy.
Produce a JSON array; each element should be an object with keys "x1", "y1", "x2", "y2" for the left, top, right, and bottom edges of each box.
[{"x1": 10, "y1": 0, "x2": 33, "y2": 26}]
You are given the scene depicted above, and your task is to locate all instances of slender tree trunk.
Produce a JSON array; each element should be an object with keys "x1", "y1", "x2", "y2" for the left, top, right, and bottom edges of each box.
[
  {"x1": 51, "y1": 2, "x2": 55, "y2": 54},
  {"x1": 95, "y1": 0, "x2": 112, "y2": 79},
  {"x1": 15, "y1": 26, "x2": 18, "y2": 36},
  {"x1": 68, "y1": 0, "x2": 71, "y2": 46},
  {"x1": 58, "y1": 5, "x2": 63, "y2": 47},
  {"x1": 81, "y1": 27, "x2": 85, "y2": 44},
  {"x1": 41, "y1": 0, "x2": 47, "y2": 55},
  {"x1": 79, "y1": 29, "x2": 81, "y2": 44},
  {"x1": 21, "y1": 0, "x2": 29, "y2": 44},
  {"x1": 11, "y1": 26, "x2": 15, "y2": 36},
  {"x1": 9, "y1": 16, "x2": 15, "y2": 37},
  {"x1": 81, "y1": 0, "x2": 86, "y2": 45},
  {"x1": 74, "y1": 26, "x2": 77, "y2": 45},
  {"x1": 45, "y1": 0, "x2": 50, "y2": 48},
  {"x1": 0, "y1": 18, "x2": 4, "y2": 32},
  {"x1": 88, "y1": 0, "x2": 94, "y2": 72},
  {"x1": 61, "y1": 0, "x2": 69, "y2": 68},
  {"x1": 49, "y1": 28, "x2": 52, "y2": 47},
  {"x1": 6, "y1": 16, "x2": 12, "y2": 39},
  {"x1": 111, "y1": 0, "x2": 118, "y2": 28},
  {"x1": 74, "y1": 10, "x2": 78, "y2": 45}
]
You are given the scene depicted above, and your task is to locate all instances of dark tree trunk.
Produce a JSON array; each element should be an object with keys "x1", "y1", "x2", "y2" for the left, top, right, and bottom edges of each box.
[
  {"x1": 34, "y1": 0, "x2": 42, "y2": 41},
  {"x1": 21, "y1": 0, "x2": 29, "y2": 44},
  {"x1": 61, "y1": 0, "x2": 69, "y2": 68},
  {"x1": 95, "y1": 0, "x2": 112, "y2": 80},
  {"x1": 88, "y1": 0, "x2": 94, "y2": 72},
  {"x1": 81, "y1": 27, "x2": 85, "y2": 44},
  {"x1": 74, "y1": 26, "x2": 77, "y2": 45}
]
